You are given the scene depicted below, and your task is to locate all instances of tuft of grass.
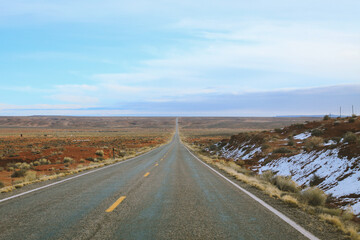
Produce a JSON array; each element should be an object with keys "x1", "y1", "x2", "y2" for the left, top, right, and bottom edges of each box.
[
  {"x1": 96, "y1": 150, "x2": 104, "y2": 157},
  {"x1": 311, "y1": 129, "x2": 324, "y2": 137},
  {"x1": 323, "y1": 115, "x2": 330, "y2": 120},
  {"x1": 24, "y1": 171, "x2": 37, "y2": 182},
  {"x1": 305, "y1": 137, "x2": 323, "y2": 151},
  {"x1": 281, "y1": 195, "x2": 299, "y2": 207},
  {"x1": 63, "y1": 157, "x2": 74, "y2": 164},
  {"x1": 301, "y1": 187, "x2": 326, "y2": 206},
  {"x1": 343, "y1": 132, "x2": 358, "y2": 144},
  {"x1": 33, "y1": 161, "x2": 40, "y2": 166},
  {"x1": 39, "y1": 158, "x2": 50, "y2": 165},
  {"x1": 342, "y1": 206, "x2": 355, "y2": 221},
  {"x1": 273, "y1": 175, "x2": 300, "y2": 193},
  {"x1": 318, "y1": 206, "x2": 342, "y2": 216},
  {"x1": 320, "y1": 214, "x2": 345, "y2": 231},
  {"x1": 0, "y1": 181, "x2": 4, "y2": 188}
]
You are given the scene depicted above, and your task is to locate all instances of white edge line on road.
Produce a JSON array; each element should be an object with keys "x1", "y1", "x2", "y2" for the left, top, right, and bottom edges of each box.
[
  {"x1": 0, "y1": 144, "x2": 167, "y2": 203},
  {"x1": 184, "y1": 145, "x2": 320, "y2": 240}
]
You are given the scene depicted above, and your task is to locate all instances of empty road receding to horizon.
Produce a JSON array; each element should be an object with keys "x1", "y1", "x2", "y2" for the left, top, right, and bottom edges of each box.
[{"x1": 0, "y1": 121, "x2": 315, "y2": 240}]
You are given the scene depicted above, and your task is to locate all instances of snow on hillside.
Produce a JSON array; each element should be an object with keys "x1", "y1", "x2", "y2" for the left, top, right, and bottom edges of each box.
[
  {"x1": 220, "y1": 143, "x2": 262, "y2": 160},
  {"x1": 258, "y1": 149, "x2": 360, "y2": 214},
  {"x1": 209, "y1": 117, "x2": 360, "y2": 214}
]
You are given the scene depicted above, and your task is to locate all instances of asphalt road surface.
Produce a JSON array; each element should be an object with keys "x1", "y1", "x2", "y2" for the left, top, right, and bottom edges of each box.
[{"x1": 0, "y1": 122, "x2": 317, "y2": 240}]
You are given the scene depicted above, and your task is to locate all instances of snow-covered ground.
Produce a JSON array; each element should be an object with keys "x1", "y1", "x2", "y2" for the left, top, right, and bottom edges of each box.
[
  {"x1": 293, "y1": 132, "x2": 311, "y2": 140},
  {"x1": 258, "y1": 149, "x2": 360, "y2": 214},
  {"x1": 221, "y1": 143, "x2": 261, "y2": 160},
  {"x1": 218, "y1": 142, "x2": 360, "y2": 214}
]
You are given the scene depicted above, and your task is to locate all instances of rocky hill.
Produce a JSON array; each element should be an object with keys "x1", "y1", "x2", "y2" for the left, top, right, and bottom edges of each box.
[{"x1": 206, "y1": 116, "x2": 360, "y2": 215}]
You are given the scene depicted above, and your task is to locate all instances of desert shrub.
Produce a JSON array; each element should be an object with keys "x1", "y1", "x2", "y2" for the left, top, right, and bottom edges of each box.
[
  {"x1": 95, "y1": 150, "x2": 104, "y2": 157},
  {"x1": 261, "y1": 144, "x2": 270, "y2": 151},
  {"x1": 260, "y1": 170, "x2": 276, "y2": 183},
  {"x1": 301, "y1": 187, "x2": 326, "y2": 206},
  {"x1": 304, "y1": 137, "x2": 323, "y2": 151},
  {"x1": 0, "y1": 181, "x2": 4, "y2": 188},
  {"x1": 39, "y1": 158, "x2": 49, "y2": 165},
  {"x1": 333, "y1": 121, "x2": 340, "y2": 126},
  {"x1": 272, "y1": 147, "x2": 292, "y2": 154},
  {"x1": 349, "y1": 118, "x2": 355, "y2": 123},
  {"x1": 342, "y1": 206, "x2": 355, "y2": 221},
  {"x1": 15, "y1": 162, "x2": 30, "y2": 170},
  {"x1": 11, "y1": 169, "x2": 26, "y2": 178},
  {"x1": 63, "y1": 157, "x2": 74, "y2": 163},
  {"x1": 24, "y1": 171, "x2": 37, "y2": 182},
  {"x1": 33, "y1": 161, "x2": 40, "y2": 166},
  {"x1": 309, "y1": 174, "x2": 323, "y2": 186},
  {"x1": 343, "y1": 132, "x2": 357, "y2": 143},
  {"x1": 79, "y1": 159, "x2": 85, "y2": 163},
  {"x1": 0, "y1": 167, "x2": 4, "y2": 172},
  {"x1": 273, "y1": 176, "x2": 300, "y2": 193},
  {"x1": 118, "y1": 151, "x2": 126, "y2": 157},
  {"x1": 274, "y1": 128, "x2": 282, "y2": 133},
  {"x1": 21, "y1": 162, "x2": 30, "y2": 169},
  {"x1": 311, "y1": 129, "x2": 324, "y2": 137},
  {"x1": 86, "y1": 157, "x2": 94, "y2": 161},
  {"x1": 323, "y1": 115, "x2": 330, "y2": 120},
  {"x1": 287, "y1": 139, "x2": 295, "y2": 146}
]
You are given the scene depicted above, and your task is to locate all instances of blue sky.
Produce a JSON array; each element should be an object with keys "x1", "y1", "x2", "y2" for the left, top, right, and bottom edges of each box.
[{"x1": 0, "y1": 0, "x2": 359, "y2": 116}]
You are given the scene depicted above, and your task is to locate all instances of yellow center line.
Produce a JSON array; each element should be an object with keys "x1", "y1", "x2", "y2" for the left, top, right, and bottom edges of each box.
[
  {"x1": 144, "y1": 172, "x2": 150, "y2": 177},
  {"x1": 105, "y1": 196, "x2": 126, "y2": 212},
  {"x1": 155, "y1": 163, "x2": 159, "y2": 166}
]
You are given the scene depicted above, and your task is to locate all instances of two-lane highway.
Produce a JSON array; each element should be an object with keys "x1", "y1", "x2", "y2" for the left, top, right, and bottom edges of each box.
[{"x1": 0, "y1": 123, "x2": 317, "y2": 239}]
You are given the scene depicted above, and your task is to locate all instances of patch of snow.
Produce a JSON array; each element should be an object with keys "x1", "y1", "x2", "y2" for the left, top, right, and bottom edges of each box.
[
  {"x1": 293, "y1": 132, "x2": 311, "y2": 140},
  {"x1": 324, "y1": 140, "x2": 336, "y2": 146},
  {"x1": 352, "y1": 202, "x2": 360, "y2": 216},
  {"x1": 242, "y1": 147, "x2": 262, "y2": 160}
]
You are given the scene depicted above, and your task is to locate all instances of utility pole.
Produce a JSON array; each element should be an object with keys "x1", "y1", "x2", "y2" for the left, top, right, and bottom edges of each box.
[
  {"x1": 340, "y1": 107, "x2": 342, "y2": 118},
  {"x1": 113, "y1": 148, "x2": 115, "y2": 160},
  {"x1": 352, "y1": 105, "x2": 354, "y2": 116}
]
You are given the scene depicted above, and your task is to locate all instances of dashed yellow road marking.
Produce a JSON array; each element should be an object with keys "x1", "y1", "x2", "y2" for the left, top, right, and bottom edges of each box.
[
  {"x1": 144, "y1": 172, "x2": 150, "y2": 177},
  {"x1": 106, "y1": 196, "x2": 126, "y2": 212}
]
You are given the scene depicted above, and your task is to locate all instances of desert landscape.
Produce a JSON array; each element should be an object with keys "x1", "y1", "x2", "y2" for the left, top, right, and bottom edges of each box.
[{"x1": 0, "y1": 117, "x2": 175, "y2": 188}]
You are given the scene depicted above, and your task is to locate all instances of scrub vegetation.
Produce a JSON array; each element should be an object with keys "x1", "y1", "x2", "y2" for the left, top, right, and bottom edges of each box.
[{"x1": 0, "y1": 117, "x2": 174, "y2": 192}]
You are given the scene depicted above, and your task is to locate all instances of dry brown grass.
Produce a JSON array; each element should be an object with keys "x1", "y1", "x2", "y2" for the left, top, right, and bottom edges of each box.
[{"x1": 281, "y1": 195, "x2": 299, "y2": 207}]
